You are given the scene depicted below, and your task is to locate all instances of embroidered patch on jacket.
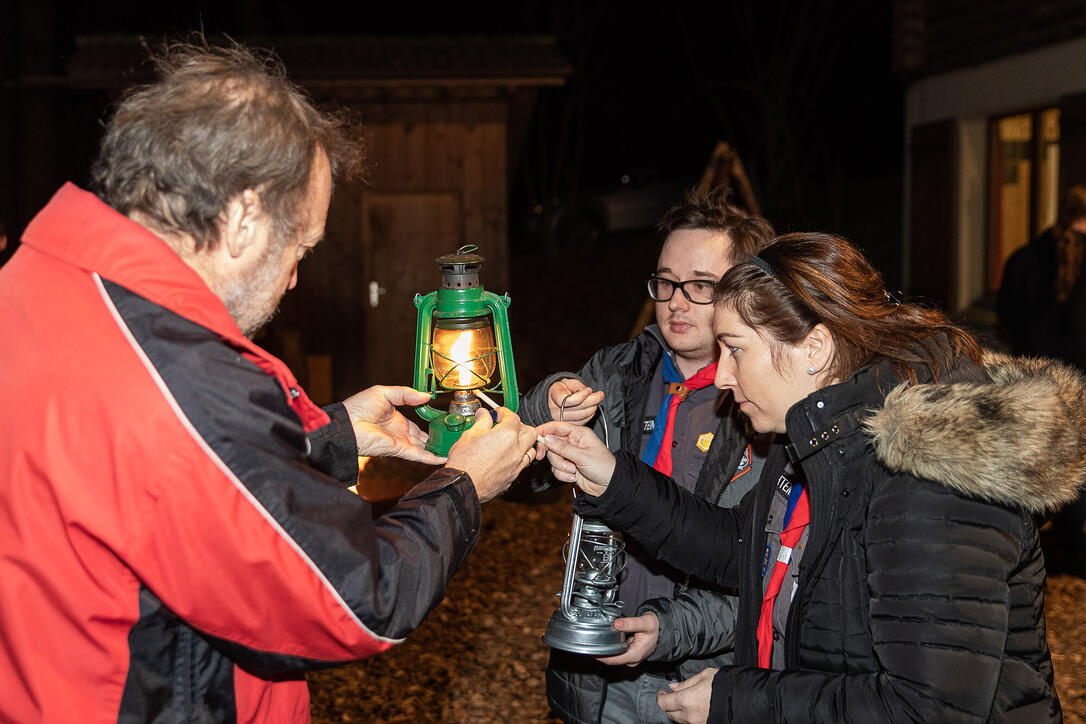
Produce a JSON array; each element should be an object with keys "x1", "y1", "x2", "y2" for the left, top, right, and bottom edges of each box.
[
  {"x1": 642, "y1": 417, "x2": 656, "y2": 433},
  {"x1": 729, "y1": 444, "x2": 752, "y2": 482},
  {"x1": 696, "y1": 432, "x2": 714, "y2": 452},
  {"x1": 775, "y1": 473, "x2": 792, "y2": 497}
]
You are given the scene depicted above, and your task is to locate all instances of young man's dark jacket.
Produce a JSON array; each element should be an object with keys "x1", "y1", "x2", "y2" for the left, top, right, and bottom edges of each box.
[
  {"x1": 520, "y1": 327, "x2": 762, "y2": 724},
  {"x1": 573, "y1": 351, "x2": 1081, "y2": 723}
]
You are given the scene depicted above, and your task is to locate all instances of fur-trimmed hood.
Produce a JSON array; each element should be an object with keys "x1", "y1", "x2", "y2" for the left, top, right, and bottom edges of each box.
[{"x1": 865, "y1": 351, "x2": 1086, "y2": 514}]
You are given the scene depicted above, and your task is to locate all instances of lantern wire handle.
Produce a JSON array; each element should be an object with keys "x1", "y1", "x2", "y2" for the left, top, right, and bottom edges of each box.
[
  {"x1": 555, "y1": 389, "x2": 618, "y2": 617},
  {"x1": 559, "y1": 392, "x2": 575, "y2": 423},
  {"x1": 558, "y1": 387, "x2": 611, "y2": 448},
  {"x1": 557, "y1": 394, "x2": 581, "y2": 617}
]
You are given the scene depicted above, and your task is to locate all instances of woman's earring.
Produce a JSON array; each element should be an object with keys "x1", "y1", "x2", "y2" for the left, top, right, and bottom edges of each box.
[{"x1": 807, "y1": 366, "x2": 816, "y2": 375}]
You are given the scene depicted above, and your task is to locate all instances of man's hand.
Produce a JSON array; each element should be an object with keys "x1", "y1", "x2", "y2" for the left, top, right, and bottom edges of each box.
[
  {"x1": 656, "y1": 667, "x2": 717, "y2": 724},
  {"x1": 447, "y1": 408, "x2": 541, "y2": 502},
  {"x1": 597, "y1": 612, "x2": 660, "y2": 667},
  {"x1": 342, "y1": 386, "x2": 445, "y2": 466},
  {"x1": 547, "y1": 379, "x2": 605, "y2": 424},
  {"x1": 536, "y1": 421, "x2": 615, "y2": 496}
]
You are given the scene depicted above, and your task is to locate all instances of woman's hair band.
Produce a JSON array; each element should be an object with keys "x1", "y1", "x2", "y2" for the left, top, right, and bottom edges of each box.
[{"x1": 749, "y1": 255, "x2": 778, "y2": 279}]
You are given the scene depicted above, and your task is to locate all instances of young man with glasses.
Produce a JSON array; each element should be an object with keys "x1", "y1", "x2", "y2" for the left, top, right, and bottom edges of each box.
[{"x1": 520, "y1": 187, "x2": 775, "y2": 724}]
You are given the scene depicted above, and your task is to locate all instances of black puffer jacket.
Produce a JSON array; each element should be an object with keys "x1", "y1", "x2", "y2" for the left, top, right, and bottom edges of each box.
[
  {"x1": 574, "y1": 352, "x2": 1085, "y2": 722},
  {"x1": 520, "y1": 328, "x2": 760, "y2": 724}
]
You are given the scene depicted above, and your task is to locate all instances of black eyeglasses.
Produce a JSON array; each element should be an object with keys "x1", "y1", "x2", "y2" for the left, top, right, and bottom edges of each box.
[{"x1": 646, "y1": 276, "x2": 717, "y2": 305}]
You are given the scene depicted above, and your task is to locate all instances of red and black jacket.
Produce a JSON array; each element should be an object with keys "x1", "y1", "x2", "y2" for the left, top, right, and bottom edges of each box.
[{"x1": 0, "y1": 184, "x2": 480, "y2": 722}]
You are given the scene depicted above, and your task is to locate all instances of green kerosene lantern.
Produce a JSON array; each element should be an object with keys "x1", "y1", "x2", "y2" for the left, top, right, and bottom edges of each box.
[{"x1": 412, "y1": 245, "x2": 519, "y2": 455}]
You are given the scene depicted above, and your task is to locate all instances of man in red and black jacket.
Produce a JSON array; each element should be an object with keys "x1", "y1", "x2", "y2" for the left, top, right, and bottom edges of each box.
[{"x1": 0, "y1": 41, "x2": 539, "y2": 722}]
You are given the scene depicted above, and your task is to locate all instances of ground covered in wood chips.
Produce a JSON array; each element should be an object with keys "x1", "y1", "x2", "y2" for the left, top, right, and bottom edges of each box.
[
  {"x1": 309, "y1": 462, "x2": 569, "y2": 723},
  {"x1": 1048, "y1": 574, "x2": 1086, "y2": 723},
  {"x1": 309, "y1": 459, "x2": 1086, "y2": 723}
]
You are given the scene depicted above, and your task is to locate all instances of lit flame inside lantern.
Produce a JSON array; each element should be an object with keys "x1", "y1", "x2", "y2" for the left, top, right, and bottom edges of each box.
[
  {"x1": 449, "y1": 332, "x2": 477, "y2": 388},
  {"x1": 431, "y1": 320, "x2": 497, "y2": 391}
]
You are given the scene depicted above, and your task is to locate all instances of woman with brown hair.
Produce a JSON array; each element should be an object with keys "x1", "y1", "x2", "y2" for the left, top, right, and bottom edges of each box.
[{"x1": 540, "y1": 233, "x2": 1085, "y2": 723}]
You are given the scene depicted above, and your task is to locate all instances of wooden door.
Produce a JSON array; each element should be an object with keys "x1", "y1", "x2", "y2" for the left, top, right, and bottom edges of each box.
[
  {"x1": 909, "y1": 119, "x2": 957, "y2": 310},
  {"x1": 362, "y1": 191, "x2": 463, "y2": 387},
  {"x1": 1060, "y1": 91, "x2": 1086, "y2": 197}
]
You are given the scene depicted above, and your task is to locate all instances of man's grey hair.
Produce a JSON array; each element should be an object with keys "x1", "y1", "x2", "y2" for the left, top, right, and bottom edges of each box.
[{"x1": 92, "y1": 39, "x2": 363, "y2": 251}]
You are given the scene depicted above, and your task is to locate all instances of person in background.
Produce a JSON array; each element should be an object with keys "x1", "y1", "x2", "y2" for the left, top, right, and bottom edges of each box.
[
  {"x1": 998, "y1": 184, "x2": 1086, "y2": 577},
  {"x1": 0, "y1": 40, "x2": 539, "y2": 722},
  {"x1": 543, "y1": 232, "x2": 1077, "y2": 723},
  {"x1": 519, "y1": 187, "x2": 775, "y2": 724}
]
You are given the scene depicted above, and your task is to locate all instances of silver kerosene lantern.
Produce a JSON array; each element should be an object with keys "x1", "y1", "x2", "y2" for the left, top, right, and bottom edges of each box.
[{"x1": 543, "y1": 511, "x2": 629, "y2": 655}]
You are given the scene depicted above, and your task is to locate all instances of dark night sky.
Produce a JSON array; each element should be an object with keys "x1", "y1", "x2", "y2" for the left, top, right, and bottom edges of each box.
[{"x1": 18, "y1": 0, "x2": 903, "y2": 239}]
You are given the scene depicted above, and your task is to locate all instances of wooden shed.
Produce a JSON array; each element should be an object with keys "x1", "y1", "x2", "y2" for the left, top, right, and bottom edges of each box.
[{"x1": 67, "y1": 35, "x2": 571, "y2": 402}]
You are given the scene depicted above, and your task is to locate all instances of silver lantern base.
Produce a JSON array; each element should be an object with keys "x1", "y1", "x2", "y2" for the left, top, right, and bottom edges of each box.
[{"x1": 542, "y1": 608, "x2": 628, "y2": 656}]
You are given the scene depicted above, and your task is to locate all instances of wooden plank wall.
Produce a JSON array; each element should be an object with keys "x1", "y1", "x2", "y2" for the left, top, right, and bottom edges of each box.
[{"x1": 362, "y1": 100, "x2": 509, "y2": 290}]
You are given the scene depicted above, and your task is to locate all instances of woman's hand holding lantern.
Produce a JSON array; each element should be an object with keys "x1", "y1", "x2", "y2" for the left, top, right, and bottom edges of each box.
[{"x1": 537, "y1": 421, "x2": 615, "y2": 496}]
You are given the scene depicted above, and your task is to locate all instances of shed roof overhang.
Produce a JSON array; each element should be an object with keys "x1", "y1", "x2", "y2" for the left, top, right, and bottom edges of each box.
[{"x1": 66, "y1": 35, "x2": 572, "y2": 93}]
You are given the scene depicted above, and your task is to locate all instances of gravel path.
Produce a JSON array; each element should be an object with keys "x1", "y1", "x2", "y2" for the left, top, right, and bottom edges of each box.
[{"x1": 309, "y1": 462, "x2": 1086, "y2": 723}]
